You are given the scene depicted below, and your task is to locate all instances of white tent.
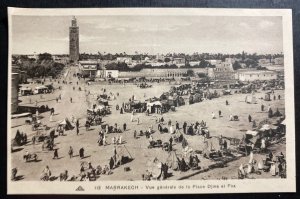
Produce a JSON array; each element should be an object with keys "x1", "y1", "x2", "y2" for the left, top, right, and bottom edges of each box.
[{"x1": 245, "y1": 95, "x2": 257, "y2": 104}]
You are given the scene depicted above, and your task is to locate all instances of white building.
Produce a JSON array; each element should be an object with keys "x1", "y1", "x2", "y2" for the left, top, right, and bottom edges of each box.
[
  {"x1": 173, "y1": 58, "x2": 186, "y2": 67},
  {"x1": 274, "y1": 57, "x2": 284, "y2": 65},
  {"x1": 206, "y1": 59, "x2": 222, "y2": 66},
  {"x1": 238, "y1": 70, "x2": 277, "y2": 82},
  {"x1": 189, "y1": 61, "x2": 200, "y2": 66},
  {"x1": 116, "y1": 57, "x2": 132, "y2": 64},
  {"x1": 258, "y1": 58, "x2": 271, "y2": 65},
  {"x1": 225, "y1": 58, "x2": 236, "y2": 64},
  {"x1": 78, "y1": 61, "x2": 98, "y2": 77},
  {"x1": 105, "y1": 70, "x2": 119, "y2": 78},
  {"x1": 209, "y1": 62, "x2": 236, "y2": 81}
]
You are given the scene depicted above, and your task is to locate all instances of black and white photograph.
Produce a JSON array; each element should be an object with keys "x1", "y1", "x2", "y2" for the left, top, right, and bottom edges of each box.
[{"x1": 7, "y1": 8, "x2": 295, "y2": 194}]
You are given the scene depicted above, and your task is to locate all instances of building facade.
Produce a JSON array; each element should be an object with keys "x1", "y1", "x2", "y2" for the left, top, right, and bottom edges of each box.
[
  {"x1": 69, "y1": 17, "x2": 79, "y2": 63},
  {"x1": 274, "y1": 57, "x2": 284, "y2": 65},
  {"x1": 238, "y1": 70, "x2": 278, "y2": 82},
  {"x1": 78, "y1": 61, "x2": 97, "y2": 77},
  {"x1": 208, "y1": 62, "x2": 236, "y2": 81}
]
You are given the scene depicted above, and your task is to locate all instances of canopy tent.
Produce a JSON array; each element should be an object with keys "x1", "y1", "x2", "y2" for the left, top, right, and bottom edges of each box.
[
  {"x1": 146, "y1": 101, "x2": 162, "y2": 113},
  {"x1": 98, "y1": 98, "x2": 108, "y2": 106},
  {"x1": 20, "y1": 87, "x2": 32, "y2": 91},
  {"x1": 58, "y1": 118, "x2": 74, "y2": 130},
  {"x1": 88, "y1": 105, "x2": 105, "y2": 113},
  {"x1": 259, "y1": 124, "x2": 277, "y2": 131},
  {"x1": 147, "y1": 101, "x2": 162, "y2": 107},
  {"x1": 245, "y1": 95, "x2": 257, "y2": 104},
  {"x1": 146, "y1": 157, "x2": 163, "y2": 178},
  {"x1": 166, "y1": 151, "x2": 180, "y2": 170},
  {"x1": 35, "y1": 85, "x2": 48, "y2": 90}
]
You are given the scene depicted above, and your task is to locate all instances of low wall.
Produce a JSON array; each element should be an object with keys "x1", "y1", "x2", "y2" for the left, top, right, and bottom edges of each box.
[{"x1": 119, "y1": 68, "x2": 207, "y2": 78}]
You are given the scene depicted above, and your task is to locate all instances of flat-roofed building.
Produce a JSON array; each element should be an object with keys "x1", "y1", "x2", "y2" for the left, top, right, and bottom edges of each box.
[
  {"x1": 79, "y1": 61, "x2": 98, "y2": 77},
  {"x1": 238, "y1": 70, "x2": 277, "y2": 82}
]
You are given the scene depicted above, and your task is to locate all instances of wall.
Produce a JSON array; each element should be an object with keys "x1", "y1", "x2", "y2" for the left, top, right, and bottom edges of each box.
[{"x1": 118, "y1": 68, "x2": 207, "y2": 78}]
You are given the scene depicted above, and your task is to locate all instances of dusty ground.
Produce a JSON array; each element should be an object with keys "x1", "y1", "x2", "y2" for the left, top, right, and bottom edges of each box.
[{"x1": 10, "y1": 66, "x2": 285, "y2": 181}]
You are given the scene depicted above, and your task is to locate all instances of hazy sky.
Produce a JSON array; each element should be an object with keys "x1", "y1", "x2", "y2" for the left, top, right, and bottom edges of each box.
[{"x1": 11, "y1": 15, "x2": 283, "y2": 55}]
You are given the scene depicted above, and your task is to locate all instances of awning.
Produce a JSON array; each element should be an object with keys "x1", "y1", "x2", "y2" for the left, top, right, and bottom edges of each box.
[
  {"x1": 20, "y1": 87, "x2": 32, "y2": 91},
  {"x1": 246, "y1": 130, "x2": 259, "y2": 136},
  {"x1": 35, "y1": 86, "x2": 48, "y2": 89},
  {"x1": 147, "y1": 101, "x2": 162, "y2": 107}
]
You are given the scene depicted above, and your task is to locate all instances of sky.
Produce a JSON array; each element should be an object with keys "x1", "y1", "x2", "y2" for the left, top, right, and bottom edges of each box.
[{"x1": 11, "y1": 15, "x2": 283, "y2": 55}]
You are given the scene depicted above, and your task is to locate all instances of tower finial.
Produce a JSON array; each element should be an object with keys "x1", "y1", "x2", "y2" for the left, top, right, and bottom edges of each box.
[{"x1": 71, "y1": 16, "x2": 77, "y2": 27}]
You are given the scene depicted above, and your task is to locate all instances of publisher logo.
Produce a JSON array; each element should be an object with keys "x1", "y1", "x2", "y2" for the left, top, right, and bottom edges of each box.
[{"x1": 76, "y1": 186, "x2": 85, "y2": 191}]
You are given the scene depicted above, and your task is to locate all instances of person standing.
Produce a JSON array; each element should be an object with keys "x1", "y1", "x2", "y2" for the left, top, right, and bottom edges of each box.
[
  {"x1": 49, "y1": 112, "x2": 53, "y2": 122},
  {"x1": 79, "y1": 147, "x2": 84, "y2": 159},
  {"x1": 68, "y1": 146, "x2": 73, "y2": 158},
  {"x1": 32, "y1": 136, "x2": 36, "y2": 145},
  {"x1": 123, "y1": 123, "x2": 127, "y2": 131},
  {"x1": 175, "y1": 121, "x2": 179, "y2": 130},
  {"x1": 103, "y1": 135, "x2": 107, "y2": 146},
  {"x1": 248, "y1": 115, "x2": 252, "y2": 122},
  {"x1": 261, "y1": 104, "x2": 265, "y2": 111},
  {"x1": 219, "y1": 110, "x2": 222, "y2": 117},
  {"x1": 131, "y1": 111, "x2": 134, "y2": 122},
  {"x1": 183, "y1": 122, "x2": 187, "y2": 134},
  {"x1": 169, "y1": 136, "x2": 173, "y2": 152},
  {"x1": 212, "y1": 112, "x2": 216, "y2": 119},
  {"x1": 134, "y1": 130, "x2": 137, "y2": 139},
  {"x1": 169, "y1": 125, "x2": 173, "y2": 134},
  {"x1": 118, "y1": 136, "x2": 122, "y2": 145},
  {"x1": 70, "y1": 97, "x2": 72, "y2": 103},
  {"x1": 76, "y1": 126, "x2": 79, "y2": 136}
]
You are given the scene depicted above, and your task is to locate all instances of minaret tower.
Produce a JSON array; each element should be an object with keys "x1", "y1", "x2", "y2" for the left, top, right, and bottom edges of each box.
[{"x1": 69, "y1": 16, "x2": 79, "y2": 63}]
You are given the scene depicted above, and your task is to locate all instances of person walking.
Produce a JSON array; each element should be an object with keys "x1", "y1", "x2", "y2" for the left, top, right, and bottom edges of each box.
[{"x1": 53, "y1": 149, "x2": 59, "y2": 159}]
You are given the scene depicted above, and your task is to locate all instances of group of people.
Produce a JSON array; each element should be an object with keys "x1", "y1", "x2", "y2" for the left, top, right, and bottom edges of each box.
[{"x1": 238, "y1": 151, "x2": 286, "y2": 179}]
